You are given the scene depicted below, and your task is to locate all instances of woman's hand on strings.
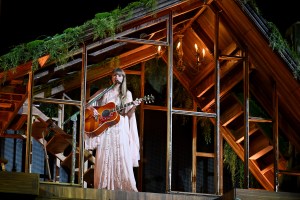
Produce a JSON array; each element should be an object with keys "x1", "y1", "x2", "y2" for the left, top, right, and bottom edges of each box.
[
  {"x1": 133, "y1": 98, "x2": 142, "y2": 106},
  {"x1": 127, "y1": 98, "x2": 142, "y2": 118},
  {"x1": 87, "y1": 106, "x2": 99, "y2": 119}
]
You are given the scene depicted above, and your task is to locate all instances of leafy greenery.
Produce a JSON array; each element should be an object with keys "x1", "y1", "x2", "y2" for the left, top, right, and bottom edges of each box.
[
  {"x1": 244, "y1": 0, "x2": 300, "y2": 80},
  {"x1": 224, "y1": 142, "x2": 261, "y2": 188},
  {"x1": 1, "y1": 0, "x2": 299, "y2": 80},
  {"x1": 224, "y1": 142, "x2": 239, "y2": 187},
  {"x1": 0, "y1": 0, "x2": 157, "y2": 73},
  {"x1": 145, "y1": 58, "x2": 167, "y2": 94},
  {"x1": 39, "y1": 103, "x2": 59, "y2": 119},
  {"x1": 198, "y1": 116, "x2": 212, "y2": 144}
]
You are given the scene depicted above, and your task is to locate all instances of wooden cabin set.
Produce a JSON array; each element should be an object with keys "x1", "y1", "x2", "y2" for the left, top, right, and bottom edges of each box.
[{"x1": 0, "y1": 0, "x2": 299, "y2": 199}]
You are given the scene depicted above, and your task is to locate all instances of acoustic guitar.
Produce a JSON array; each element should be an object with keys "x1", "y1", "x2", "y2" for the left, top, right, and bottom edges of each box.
[{"x1": 85, "y1": 94, "x2": 154, "y2": 138}]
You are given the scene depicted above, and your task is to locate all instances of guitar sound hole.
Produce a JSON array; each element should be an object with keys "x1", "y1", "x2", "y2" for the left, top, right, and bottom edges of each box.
[{"x1": 102, "y1": 110, "x2": 110, "y2": 117}]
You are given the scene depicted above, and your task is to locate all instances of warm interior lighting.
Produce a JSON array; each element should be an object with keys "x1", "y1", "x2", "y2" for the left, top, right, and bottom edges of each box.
[
  {"x1": 202, "y1": 48, "x2": 205, "y2": 58},
  {"x1": 177, "y1": 41, "x2": 181, "y2": 50},
  {"x1": 157, "y1": 45, "x2": 162, "y2": 57},
  {"x1": 158, "y1": 45, "x2": 161, "y2": 53},
  {"x1": 195, "y1": 44, "x2": 200, "y2": 63},
  {"x1": 195, "y1": 43, "x2": 206, "y2": 68},
  {"x1": 175, "y1": 39, "x2": 207, "y2": 71},
  {"x1": 195, "y1": 44, "x2": 198, "y2": 53},
  {"x1": 176, "y1": 35, "x2": 184, "y2": 71}
]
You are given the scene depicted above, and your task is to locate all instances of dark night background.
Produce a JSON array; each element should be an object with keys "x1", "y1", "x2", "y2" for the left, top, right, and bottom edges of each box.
[
  {"x1": 0, "y1": 0, "x2": 299, "y2": 193},
  {"x1": 0, "y1": 0, "x2": 299, "y2": 56},
  {"x1": 0, "y1": 0, "x2": 134, "y2": 56}
]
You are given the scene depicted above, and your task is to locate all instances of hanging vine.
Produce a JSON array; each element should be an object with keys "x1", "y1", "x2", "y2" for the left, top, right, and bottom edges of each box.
[{"x1": 0, "y1": 0, "x2": 158, "y2": 74}]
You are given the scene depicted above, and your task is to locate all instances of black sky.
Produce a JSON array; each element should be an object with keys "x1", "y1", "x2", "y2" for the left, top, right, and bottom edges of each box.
[
  {"x1": 255, "y1": 0, "x2": 299, "y2": 36},
  {"x1": 0, "y1": 0, "x2": 299, "y2": 56},
  {"x1": 0, "y1": 0, "x2": 135, "y2": 56}
]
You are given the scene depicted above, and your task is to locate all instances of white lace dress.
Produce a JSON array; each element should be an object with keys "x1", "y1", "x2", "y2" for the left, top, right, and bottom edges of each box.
[{"x1": 85, "y1": 89, "x2": 140, "y2": 191}]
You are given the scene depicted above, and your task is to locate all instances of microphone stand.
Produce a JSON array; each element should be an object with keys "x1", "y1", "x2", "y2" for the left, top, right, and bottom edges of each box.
[
  {"x1": 63, "y1": 83, "x2": 115, "y2": 125},
  {"x1": 87, "y1": 83, "x2": 115, "y2": 106}
]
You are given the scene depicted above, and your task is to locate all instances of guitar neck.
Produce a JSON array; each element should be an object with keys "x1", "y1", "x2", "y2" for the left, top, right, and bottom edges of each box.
[
  {"x1": 109, "y1": 94, "x2": 153, "y2": 113},
  {"x1": 112, "y1": 101, "x2": 137, "y2": 113}
]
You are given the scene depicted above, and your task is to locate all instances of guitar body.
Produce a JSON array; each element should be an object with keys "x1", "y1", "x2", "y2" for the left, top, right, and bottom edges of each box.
[
  {"x1": 85, "y1": 102, "x2": 120, "y2": 137},
  {"x1": 84, "y1": 94, "x2": 154, "y2": 138}
]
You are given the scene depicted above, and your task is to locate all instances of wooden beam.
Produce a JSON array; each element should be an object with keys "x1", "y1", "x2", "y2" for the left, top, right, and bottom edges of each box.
[
  {"x1": 7, "y1": 114, "x2": 27, "y2": 130},
  {"x1": 279, "y1": 170, "x2": 300, "y2": 176},
  {"x1": 196, "y1": 152, "x2": 215, "y2": 158},
  {"x1": 33, "y1": 45, "x2": 158, "y2": 98},
  {"x1": 249, "y1": 116, "x2": 272, "y2": 123},
  {"x1": 38, "y1": 55, "x2": 50, "y2": 67},
  {"x1": 0, "y1": 55, "x2": 50, "y2": 82}
]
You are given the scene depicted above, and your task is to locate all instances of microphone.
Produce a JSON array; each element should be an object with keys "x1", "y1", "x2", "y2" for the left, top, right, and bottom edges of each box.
[{"x1": 115, "y1": 80, "x2": 122, "y2": 84}]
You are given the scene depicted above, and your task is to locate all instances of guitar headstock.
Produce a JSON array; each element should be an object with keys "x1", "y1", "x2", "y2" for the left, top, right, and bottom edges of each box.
[{"x1": 143, "y1": 94, "x2": 155, "y2": 104}]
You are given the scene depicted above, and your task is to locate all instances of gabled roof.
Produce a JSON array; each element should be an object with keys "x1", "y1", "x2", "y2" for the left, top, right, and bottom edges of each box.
[{"x1": 1, "y1": 0, "x2": 300, "y2": 192}]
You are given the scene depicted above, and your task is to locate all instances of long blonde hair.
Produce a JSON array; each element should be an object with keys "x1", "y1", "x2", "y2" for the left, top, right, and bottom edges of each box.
[{"x1": 112, "y1": 68, "x2": 127, "y2": 105}]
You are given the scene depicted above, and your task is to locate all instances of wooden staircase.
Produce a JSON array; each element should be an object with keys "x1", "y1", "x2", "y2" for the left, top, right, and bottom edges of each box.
[
  {"x1": 219, "y1": 93, "x2": 287, "y2": 190},
  {"x1": 182, "y1": 58, "x2": 287, "y2": 190},
  {"x1": 0, "y1": 79, "x2": 95, "y2": 186},
  {"x1": 0, "y1": 79, "x2": 28, "y2": 138},
  {"x1": 30, "y1": 117, "x2": 95, "y2": 185}
]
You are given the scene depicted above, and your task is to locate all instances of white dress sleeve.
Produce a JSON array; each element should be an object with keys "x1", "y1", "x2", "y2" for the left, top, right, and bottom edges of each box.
[{"x1": 125, "y1": 90, "x2": 140, "y2": 167}]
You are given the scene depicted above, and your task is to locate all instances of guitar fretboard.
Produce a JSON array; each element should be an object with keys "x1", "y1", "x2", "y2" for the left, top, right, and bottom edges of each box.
[
  {"x1": 113, "y1": 102, "x2": 135, "y2": 112},
  {"x1": 108, "y1": 95, "x2": 154, "y2": 113}
]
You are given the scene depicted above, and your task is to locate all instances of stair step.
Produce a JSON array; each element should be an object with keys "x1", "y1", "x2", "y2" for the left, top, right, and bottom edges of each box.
[
  {"x1": 0, "y1": 111, "x2": 10, "y2": 121},
  {"x1": 235, "y1": 123, "x2": 259, "y2": 143},
  {"x1": 46, "y1": 133, "x2": 72, "y2": 155},
  {"x1": 83, "y1": 168, "x2": 94, "y2": 187},
  {"x1": 32, "y1": 120, "x2": 50, "y2": 139},
  {"x1": 0, "y1": 93, "x2": 24, "y2": 102},
  {"x1": 0, "y1": 84, "x2": 26, "y2": 94},
  {"x1": 250, "y1": 145, "x2": 273, "y2": 160},
  {"x1": 221, "y1": 103, "x2": 243, "y2": 126},
  {"x1": 61, "y1": 149, "x2": 94, "y2": 169},
  {"x1": 0, "y1": 102, "x2": 14, "y2": 109},
  {"x1": 8, "y1": 114, "x2": 27, "y2": 130},
  {"x1": 249, "y1": 132, "x2": 273, "y2": 160}
]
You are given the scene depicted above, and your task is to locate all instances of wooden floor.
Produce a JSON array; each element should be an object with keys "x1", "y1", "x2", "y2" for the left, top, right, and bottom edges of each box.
[
  {"x1": 0, "y1": 171, "x2": 220, "y2": 200},
  {"x1": 1, "y1": 182, "x2": 221, "y2": 200},
  {"x1": 1, "y1": 172, "x2": 299, "y2": 200},
  {"x1": 233, "y1": 188, "x2": 300, "y2": 200},
  {"x1": 37, "y1": 183, "x2": 221, "y2": 200}
]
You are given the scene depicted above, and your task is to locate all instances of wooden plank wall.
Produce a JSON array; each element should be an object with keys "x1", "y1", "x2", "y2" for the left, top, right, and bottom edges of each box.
[{"x1": 0, "y1": 171, "x2": 39, "y2": 195}]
